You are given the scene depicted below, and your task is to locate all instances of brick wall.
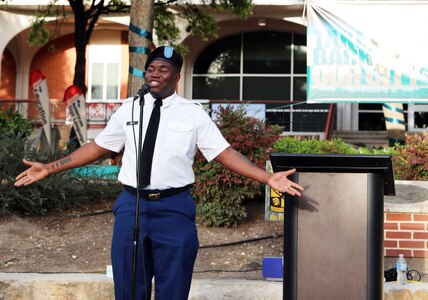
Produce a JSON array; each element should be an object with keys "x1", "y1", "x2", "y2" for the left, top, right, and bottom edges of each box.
[
  {"x1": 30, "y1": 34, "x2": 77, "y2": 101},
  {"x1": 384, "y1": 212, "x2": 428, "y2": 258},
  {"x1": 0, "y1": 48, "x2": 16, "y2": 99}
]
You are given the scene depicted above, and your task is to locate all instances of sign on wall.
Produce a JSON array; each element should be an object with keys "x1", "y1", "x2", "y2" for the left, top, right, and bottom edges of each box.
[{"x1": 307, "y1": 0, "x2": 428, "y2": 103}]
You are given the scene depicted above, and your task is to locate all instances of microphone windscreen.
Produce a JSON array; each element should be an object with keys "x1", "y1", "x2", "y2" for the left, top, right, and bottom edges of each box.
[{"x1": 141, "y1": 83, "x2": 151, "y2": 95}]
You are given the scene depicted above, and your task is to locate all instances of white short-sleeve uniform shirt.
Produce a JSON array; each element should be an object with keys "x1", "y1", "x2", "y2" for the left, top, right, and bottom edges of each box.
[{"x1": 95, "y1": 92, "x2": 230, "y2": 190}]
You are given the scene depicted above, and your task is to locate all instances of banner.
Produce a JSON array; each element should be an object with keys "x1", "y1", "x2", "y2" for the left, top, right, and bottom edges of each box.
[
  {"x1": 63, "y1": 85, "x2": 87, "y2": 146},
  {"x1": 382, "y1": 103, "x2": 406, "y2": 145},
  {"x1": 307, "y1": 0, "x2": 428, "y2": 103},
  {"x1": 30, "y1": 70, "x2": 51, "y2": 149}
]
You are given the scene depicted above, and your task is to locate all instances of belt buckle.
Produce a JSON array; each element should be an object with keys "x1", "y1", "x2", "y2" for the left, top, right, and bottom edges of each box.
[{"x1": 148, "y1": 192, "x2": 161, "y2": 200}]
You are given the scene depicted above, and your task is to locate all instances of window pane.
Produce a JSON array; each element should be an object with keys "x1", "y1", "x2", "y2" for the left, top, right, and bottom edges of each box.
[
  {"x1": 294, "y1": 34, "x2": 307, "y2": 74},
  {"x1": 293, "y1": 112, "x2": 329, "y2": 132},
  {"x1": 243, "y1": 77, "x2": 290, "y2": 100},
  {"x1": 106, "y1": 63, "x2": 119, "y2": 99},
  {"x1": 359, "y1": 104, "x2": 383, "y2": 111},
  {"x1": 359, "y1": 103, "x2": 406, "y2": 131},
  {"x1": 293, "y1": 77, "x2": 307, "y2": 100},
  {"x1": 266, "y1": 105, "x2": 291, "y2": 130},
  {"x1": 415, "y1": 112, "x2": 428, "y2": 129},
  {"x1": 359, "y1": 113, "x2": 386, "y2": 130},
  {"x1": 193, "y1": 35, "x2": 240, "y2": 74},
  {"x1": 192, "y1": 77, "x2": 239, "y2": 100},
  {"x1": 91, "y1": 63, "x2": 103, "y2": 100},
  {"x1": 243, "y1": 31, "x2": 291, "y2": 74}
]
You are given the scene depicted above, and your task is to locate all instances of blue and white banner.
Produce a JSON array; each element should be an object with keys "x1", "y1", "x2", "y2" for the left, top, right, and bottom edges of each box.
[{"x1": 307, "y1": 0, "x2": 428, "y2": 103}]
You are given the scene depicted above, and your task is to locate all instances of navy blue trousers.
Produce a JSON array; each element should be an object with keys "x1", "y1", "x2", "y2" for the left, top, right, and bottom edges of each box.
[{"x1": 111, "y1": 189, "x2": 199, "y2": 300}]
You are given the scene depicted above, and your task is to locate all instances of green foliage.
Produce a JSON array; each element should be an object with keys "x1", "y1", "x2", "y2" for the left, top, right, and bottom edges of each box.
[
  {"x1": 155, "y1": 0, "x2": 252, "y2": 53},
  {"x1": 0, "y1": 110, "x2": 121, "y2": 216},
  {"x1": 154, "y1": 3, "x2": 186, "y2": 53},
  {"x1": 216, "y1": 0, "x2": 253, "y2": 18},
  {"x1": 27, "y1": 3, "x2": 56, "y2": 46},
  {"x1": 273, "y1": 135, "x2": 428, "y2": 181},
  {"x1": 193, "y1": 105, "x2": 282, "y2": 227},
  {"x1": 0, "y1": 108, "x2": 33, "y2": 138},
  {"x1": 391, "y1": 133, "x2": 428, "y2": 180},
  {"x1": 27, "y1": 18, "x2": 52, "y2": 46},
  {"x1": 273, "y1": 137, "x2": 359, "y2": 154},
  {"x1": 26, "y1": 0, "x2": 252, "y2": 52},
  {"x1": 0, "y1": 0, "x2": 9, "y2": 9},
  {"x1": 182, "y1": 6, "x2": 219, "y2": 41},
  {"x1": 0, "y1": 110, "x2": 33, "y2": 206}
]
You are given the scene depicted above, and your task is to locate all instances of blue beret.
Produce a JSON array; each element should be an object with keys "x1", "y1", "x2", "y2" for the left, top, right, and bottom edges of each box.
[{"x1": 145, "y1": 46, "x2": 183, "y2": 71}]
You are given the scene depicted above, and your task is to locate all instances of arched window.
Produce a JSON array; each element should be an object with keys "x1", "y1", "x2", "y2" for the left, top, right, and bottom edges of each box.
[{"x1": 192, "y1": 31, "x2": 329, "y2": 133}]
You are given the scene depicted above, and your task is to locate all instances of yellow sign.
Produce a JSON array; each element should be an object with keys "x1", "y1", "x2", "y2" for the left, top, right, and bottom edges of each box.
[
  {"x1": 269, "y1": 188, "x2": 284, "y2": 213},
  {"x1": 265, "y1": 161, "x2": 285, "y2": 221}
]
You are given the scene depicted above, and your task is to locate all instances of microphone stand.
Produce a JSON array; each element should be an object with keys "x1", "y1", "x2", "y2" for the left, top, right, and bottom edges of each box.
[{"x1": 131, "y1": 84, "x2": 150, "y2": 300}]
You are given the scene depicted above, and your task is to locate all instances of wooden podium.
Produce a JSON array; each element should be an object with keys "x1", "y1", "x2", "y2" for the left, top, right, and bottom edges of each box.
[{"x1": 270, "y1": 154, "x2": 395, "y2": 300}]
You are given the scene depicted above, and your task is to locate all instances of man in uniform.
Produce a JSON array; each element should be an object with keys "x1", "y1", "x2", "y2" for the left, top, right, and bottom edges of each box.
[{"x1": 15, "y1": 46, "x2": 303, "y2": 300}]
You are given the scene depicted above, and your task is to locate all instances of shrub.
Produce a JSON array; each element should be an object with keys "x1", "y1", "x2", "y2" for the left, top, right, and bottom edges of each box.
[
  {"x1": 392, "y1": 132, "x2": 428, "y2": 180},
  {"x1": 273, "y1": 135, "x2": 421, "y2": 181},
  {"x1": 273, "y1": 137, "x2": 359, "y2": 154},
  {"x1": 0, "y1": 109, "x2": 121, "y2": 216},
  {"x1": 0, "y1": 107, "x2": 32, "y2": 138},
  {"x1": 193, "y1": 105, "x2": 283, "y2": 227}
]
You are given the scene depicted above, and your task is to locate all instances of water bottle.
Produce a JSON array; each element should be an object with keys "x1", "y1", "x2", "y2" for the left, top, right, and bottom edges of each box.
[{"x1": 396, "y1": 254, "x2": 407, "y2": 285}]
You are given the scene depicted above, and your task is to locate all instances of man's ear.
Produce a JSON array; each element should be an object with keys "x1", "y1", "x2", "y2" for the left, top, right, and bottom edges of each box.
[{"x1": 175, "y1": 72, "x2": 181, "y2": 84}]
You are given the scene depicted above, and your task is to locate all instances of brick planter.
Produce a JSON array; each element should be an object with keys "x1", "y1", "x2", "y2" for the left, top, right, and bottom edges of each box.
[{"x1": 384, "y1": 180, "x2": 428, "y2": 281}]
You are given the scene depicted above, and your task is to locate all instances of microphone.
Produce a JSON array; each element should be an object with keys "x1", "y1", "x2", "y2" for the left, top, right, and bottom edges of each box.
[
  {"x1": 134, "y1": 83, "x2": 151, "y2": 100},
  {"x1": 138, "y1": 83, "x2": 151, "y2": 96}
]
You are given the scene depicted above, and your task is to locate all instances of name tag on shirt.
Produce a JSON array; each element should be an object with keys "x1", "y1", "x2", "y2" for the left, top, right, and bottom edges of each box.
[{"x1": 126, "y1": 121, "x2": 138, "y2": 125}]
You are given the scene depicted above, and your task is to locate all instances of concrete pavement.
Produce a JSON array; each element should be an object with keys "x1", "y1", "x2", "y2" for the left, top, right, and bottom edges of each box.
[{"x1": 1, "y1": 272, "x2": 428, "y2": 300}]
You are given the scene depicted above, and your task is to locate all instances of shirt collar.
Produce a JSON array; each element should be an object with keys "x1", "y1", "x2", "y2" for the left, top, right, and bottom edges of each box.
[
  {"x1": 161, "y1": 92, "x2": 176, "y2": 108},
  {"x1": 146, "y1": 92, "x2": 176, "y2": 108}
]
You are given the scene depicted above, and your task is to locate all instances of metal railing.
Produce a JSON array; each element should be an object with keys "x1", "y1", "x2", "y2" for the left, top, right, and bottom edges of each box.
[
  {"x1": 1, "y1": 99, "x2": 334, "y2": 135},
  {"x1": 0, "y1": 99, "x2": 122, "y2": 128}
]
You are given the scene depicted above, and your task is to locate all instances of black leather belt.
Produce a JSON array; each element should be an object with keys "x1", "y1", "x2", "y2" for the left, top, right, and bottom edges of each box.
[{"x1": 122, "y1": 185, "x2": 191, "y2": 200}]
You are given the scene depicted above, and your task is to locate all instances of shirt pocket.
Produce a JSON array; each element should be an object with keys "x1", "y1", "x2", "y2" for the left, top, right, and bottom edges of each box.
[{"x1": 166, "y1": 120, "x2": 194, "y2": 155}]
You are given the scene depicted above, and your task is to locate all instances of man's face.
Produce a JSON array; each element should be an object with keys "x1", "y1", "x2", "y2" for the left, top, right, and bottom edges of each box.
[{"x1": 145, "y1": 60, "x2": 181, "y2": 99}]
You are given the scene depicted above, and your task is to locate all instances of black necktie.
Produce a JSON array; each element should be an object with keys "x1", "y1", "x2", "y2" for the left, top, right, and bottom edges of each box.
[{"x1": 140, "y1": 98, "x2": 162, "y2": 188}]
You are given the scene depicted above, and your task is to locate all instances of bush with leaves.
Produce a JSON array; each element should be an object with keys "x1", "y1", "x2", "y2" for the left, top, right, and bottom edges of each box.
[
  {"x1": 0, "y1": 107, "x2": 32, "y2": 138},
  {"x1": 193, "y1": 105, "x2": 283, "y2": 227},
  {"x1": 273, "y1": 136, "x2": 360, "y2": 154},
  {"x1": 391, "y1": 132, "x2": 428, "y2": 180},
  {"x1": 0, "y1": 109, "x2": 121, "y2": 216},
  {"x1": 273, "y1": 135, "x2": 423, "y2": 181}
]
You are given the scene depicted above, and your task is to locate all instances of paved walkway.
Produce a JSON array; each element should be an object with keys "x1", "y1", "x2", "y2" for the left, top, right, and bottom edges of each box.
[
  {"x1": 1, "y1": 273, "x2": 428, "y2": 300},
  {"x1": 0, "y1": 273, "x2": 281, "y2": 300}
]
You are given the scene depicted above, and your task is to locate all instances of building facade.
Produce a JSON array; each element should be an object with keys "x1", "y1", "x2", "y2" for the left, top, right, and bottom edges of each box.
[{"x1": 1, "y1": 0, "x2": 427, "y2": 142}]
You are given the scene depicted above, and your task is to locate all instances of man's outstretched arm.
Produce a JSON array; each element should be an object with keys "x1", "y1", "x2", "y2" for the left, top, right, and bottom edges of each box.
[
  {"x1": 214, "y1": 147, "x2": 304, "y2": 197},
  {"x1": 15, "y1": 141, "x2": 111, "y2": 187}
]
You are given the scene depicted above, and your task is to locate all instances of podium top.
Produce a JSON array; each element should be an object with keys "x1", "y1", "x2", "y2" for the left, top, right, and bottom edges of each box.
[{"x1": 269, "y1": 153, "x2": 395, "y2": 196}]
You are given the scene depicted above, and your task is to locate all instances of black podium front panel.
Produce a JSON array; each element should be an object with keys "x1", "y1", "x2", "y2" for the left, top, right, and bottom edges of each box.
[
  {"x1": 296, "y1": 173, "x2": 368, "y2": 299},
  {"x1": 270, "y1": 154, "x2": 391, "y2": 300}
]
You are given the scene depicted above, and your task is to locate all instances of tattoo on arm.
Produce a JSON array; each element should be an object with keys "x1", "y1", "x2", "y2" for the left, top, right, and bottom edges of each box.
[
  {"x1": 60, "y1": 157, "x2": 72, "y2": 166},
  {"x1": 51, "y1": 157, "x2": 72, "y2": 170}
]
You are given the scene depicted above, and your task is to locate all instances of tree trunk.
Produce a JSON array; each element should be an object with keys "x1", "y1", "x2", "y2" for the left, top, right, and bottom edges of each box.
[
  {"x1": 74, "y1": 33, "x2": 87, "y2": 95},
  {"x1": 71, "y1": 2, "x2": 88, "y2": 95},
  {"x1": 128, "y1": 0, "x2": 155, "y2": 97}
]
